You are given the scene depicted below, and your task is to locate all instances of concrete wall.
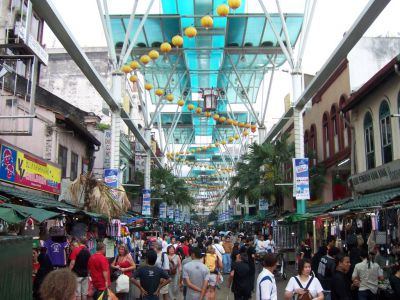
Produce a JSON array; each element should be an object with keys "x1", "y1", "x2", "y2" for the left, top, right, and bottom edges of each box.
[{"x1": 351, "y1": 74, "x2": 400, "y2": 173}]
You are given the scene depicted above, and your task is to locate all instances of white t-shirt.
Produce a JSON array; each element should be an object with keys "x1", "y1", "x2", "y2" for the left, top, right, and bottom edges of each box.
[
  {"x1": 256, "y1": 268, "x2": 277, "y2": 300},
  {"x1": 285, "y1": 275, "x2": 323, "y2": 299},
  {"x1": 256, "y1": 240, "x2": 267, "y2": 253},
  {"x1": 265, "y1": 240, "x2": 275, "y2": 253},
  {"x1": 213, "y1": 244, "x2": 225, "y2": 261}
]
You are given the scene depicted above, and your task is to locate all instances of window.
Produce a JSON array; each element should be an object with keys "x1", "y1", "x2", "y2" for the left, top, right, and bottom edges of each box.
[
  {"x1": 364, "y1": 112, "x2": 375, "y2": 170},
  {"x1": 304, "y1": 130, "x2": 309, "y2": 156},
  {"x1": 331, "y1": 105, "x2": 339, "y2": 153},
  {"x1": 310, "y1": 124, "x2": 317, "y2": 166},
  {"x1": 379, "y1": 100, "x2": 393, "y2": 164},
  {"x1": 70, "y1": 152, "x2": 79, "y2": 181},
  {"x1": 339, "y1": 96, "x2": 350, "y2": 149},
  {"x1": 323, "y1": 113, "x2": 330, "y2": 159},
  {"x1": 58, "y1": 145, "x2": 68, "y2": 178}
]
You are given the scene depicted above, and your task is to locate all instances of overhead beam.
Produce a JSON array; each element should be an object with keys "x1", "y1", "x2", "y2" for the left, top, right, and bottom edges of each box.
[
  {"x1": 262, "y1": 0, "x2": 391, "y2": 144},
  {"x1": 31, "y1": 0, "x2": 162, "y2": 168}
]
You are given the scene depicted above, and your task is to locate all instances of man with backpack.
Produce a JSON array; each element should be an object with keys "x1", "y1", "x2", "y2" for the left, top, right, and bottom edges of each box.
[
  {"x1": 256, "y1": 254, "x2": 278, "y2": 300},
  {"x1": 317, "y1": 246, "x2": 340, "y2": 300},
  {"x1": 154, "y1": 242, "x2": 170, "y2": 300},
  {"x1": 69, "y1": 237, "x2": 91, "y2": 300}
]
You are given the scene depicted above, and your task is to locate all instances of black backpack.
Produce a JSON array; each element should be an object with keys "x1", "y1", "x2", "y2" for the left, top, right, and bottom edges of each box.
[{"x1": 72, "y1": 247, "x2": 91, "y2": 277}]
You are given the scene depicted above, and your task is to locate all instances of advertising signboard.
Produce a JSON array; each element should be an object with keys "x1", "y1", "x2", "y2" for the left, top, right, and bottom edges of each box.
[
  {"x1": 159, "y1": 202, "x2": 167, "y2": 219},
  {"x1": 0, "y1": 142, "x2": 61, "y2": 194},
  {"x1": 259, "y1": 199, "x2": 269, "y2": 210},
  {"x1": 293, "y1": 158, "x2": 310, "y2": 200},
  {"x1": 167, "y1": 206, "x2": 174, "y2": 219},
  {"x1": 104, "y1": 168, "x2": 118, "y2": 188},
  {"x1": 142, "y1": 189, "x2": 151, "y2": 216}
]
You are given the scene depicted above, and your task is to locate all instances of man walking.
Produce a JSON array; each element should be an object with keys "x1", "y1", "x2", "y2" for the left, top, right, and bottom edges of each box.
[
  {"x1": 182, "y1": 247, "x2": 210, "y2": 300},
  {"x1": 88, "y1": 242, "x2": 110, "y2": 299},
  {"x1": 256, "y1": 254, "x2": 278, "y2": 300},
  {"x1": 154, "y1": 242, "x2": 170, "y2": 300},
  {"x1": 222, "y1": 236, "x2": 234, "y2": 274},
  {"x1": 69, "y1": 237, "x2": 91, "y2": 300},
  {"x1": 132, "y1": 249, "x2": 171, "y2": 300},
  {"x1": 317, "y1": 246, "x2": 340, "y2": 300}
]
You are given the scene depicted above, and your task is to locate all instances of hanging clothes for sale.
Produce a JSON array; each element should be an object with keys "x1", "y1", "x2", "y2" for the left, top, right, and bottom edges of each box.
[{"x1": 43, "y1": 237, "x2": 68, "y2": 267}]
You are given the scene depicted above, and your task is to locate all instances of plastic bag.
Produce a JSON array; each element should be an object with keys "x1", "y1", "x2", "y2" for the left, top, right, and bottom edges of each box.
[
  {"x1": 116, "y1": 274, "x2": 130, "y2": 293},
  {"x1": 108, "y1": 289, "x2": 118, "y2": 300}
]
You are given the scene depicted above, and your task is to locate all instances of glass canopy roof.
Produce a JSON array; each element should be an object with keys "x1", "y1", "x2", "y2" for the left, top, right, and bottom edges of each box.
[{"x1": 109, "y1": 0, "x2": 303, "y2": 176}]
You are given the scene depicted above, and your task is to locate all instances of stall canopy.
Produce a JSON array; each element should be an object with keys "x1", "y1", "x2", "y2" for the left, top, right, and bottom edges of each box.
[
  {"x1": 0, "y1": 207, "x2": 26, "y2": 224},
  {"x1": 0, "y1": 184, "x2": 76, "y2": 209},
  {"x1": 307, "y1": 198, "x2": 351, "y2": 215},
  {"x1": 340, "y1": 186, "x2": 400, "y2": 211},
  {"x1": 1, "y1": 203, "x2": 60, "y2": 223}
]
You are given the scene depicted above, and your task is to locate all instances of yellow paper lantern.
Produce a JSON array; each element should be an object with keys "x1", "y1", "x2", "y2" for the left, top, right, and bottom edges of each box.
[
  {"x1": 129, "y1": 75, "x2": 138, "y2": 82},
  {"x1": 201, "y1": 15, "x2": 213, "y2": 29},
  {"x1": 216, "y1": 4, "x2": 229, "y2": 16},
  {"x1": 245, "y1": 123, "x2": 251, "y2": 129},
  {"x1": 148, "y1": 50, "x2": 159, "y2": 60},
  {"x1": 155, "y1": 89, "x2": 164, "y2": 97},
  {"x1": 215, "y1": 142, "x2": 220, "y2": 147},
  {"x1": 144, "y1": 83, "x2": 153, "y2": 90},
  {"x1": 166, "y1": 94, "x2": 174, "y2": 102},
  {"x1": 195, "y1": 107, "x2": 202, "y2": 114},
  {"x1": 129, "y1": 61, "x2": 140, "y2": 70},
  {"x1": 177, "y1": 99, "x2": 185, "y2": 107},
  {"x1": 197, "y1": 148, "x2": 202, "y2": 152},
  {"x1": 221, "y1": 140, "x2": 226, "y2": 145},
  {"x1": 234, "y1": 134, "x2": 240, "y2": 140},
  {"x1": 238, "y1": 122, "x2": 245, "y2": 128},
  {"x1": 187, "y1": 104, "x2": 195, "y2": 111},
  {"x1": 160, "y1": 42, "x2": 172, "y2": 53},
  {"x1": 228, "y1": 0, "x2": 241, "y2": 10},
  {"x1": 243, "y1": 130, "x2": 249, "y2": 137},
  {"x1": 251, "y1": 124, "x2": 257, "y2": 130},
  {"x1": 172, "y1": 35, "x2": 183, "y2": 48},
  {"x1": 228, "y1": 136, "x2": 234, "y2": 143},
  {"x1": 140, "y1": 55, "x2": 151, "y2": 65},
  {"x1": 233, "y1": 120, "x2": 239, "y2": 126},
  {"x1": 202, "y1": 146, "x2": 207, "y2": 151},
  {"x1": 204, "y1": 111, "x2": 211, "y2": 118},
  {"x1": 251, "y1": 127, "x2": 257, "y2": 133},
  {"x1": 219, "y1": 116, "x2": 226, "y2": 123},
  {"x1": 184, "y1": 26, "x2": 197, "y2": 38},
  {"x1": 226, "y1": 118, "x2": 233, "y2": 125},
  {"x1": 213, "y1": 114, "x2": 220, "y2": 121},
  {"x1": 121, "y1": 65, "x2": 132, "y2": 73}
]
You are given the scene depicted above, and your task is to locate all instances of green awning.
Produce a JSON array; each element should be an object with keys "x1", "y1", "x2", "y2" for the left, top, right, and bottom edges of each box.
[
  {"x1": 1, "y1": 203, "x2": 60, "y2": 223},
  {"x1": 82, "y1": 211, "x2": 108, "y2": 220},
  {"x1": 0, "y1": 194, "x2": 9, "y2": 201},
  {"x1": 284, "y1": 212, "x2": 317, "y2": 223},
  {"x1": 0, "y1": 184, "x2": 77, "y2": 209},
  {"x1": 0, "y1": 207, "x2": 26, "y2": 224},
  {"x1": 340, "y1": 187, "x2": 400, "y2": 211},
  {"x1": 307, "y1": 198, "x2": 351, "y2": 215}
]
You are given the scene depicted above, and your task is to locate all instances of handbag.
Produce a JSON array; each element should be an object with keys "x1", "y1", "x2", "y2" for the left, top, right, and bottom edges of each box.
[
  {"x1": 116, "y1": 274, "x2": 130, "y2": 293},
  {"x1": 111, "y1": 269, "x2": 122, "y2": 282}
]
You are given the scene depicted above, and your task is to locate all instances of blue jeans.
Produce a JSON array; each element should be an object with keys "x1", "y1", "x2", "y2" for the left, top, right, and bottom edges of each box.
[
  {"x1": 358, "y1": 290, "x2": 377, "y2": 300},
  {"x1": 323, "y1": 291, "x2": 331, "y2": 300},
  {"x1": 223, "y1": 253, "x2": 231, "y2": 274}
]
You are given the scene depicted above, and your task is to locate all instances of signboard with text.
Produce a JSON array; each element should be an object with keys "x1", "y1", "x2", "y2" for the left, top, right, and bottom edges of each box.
[
  {"x1": 293, "y1": 158, "x2": 310, "y2": 200},
  {"x1": 104, "y1": 168, "x2": 118, "y2": 188},
  {"x1": 259, "y1": 199, "x2": 269, "y2": 210},
  {"x1": 159, "y1": 202, "x2": 167, "y2": 219},
  {"x1": 0, "y1": 143, "x2": 61, "y2": 194},
  {"x1": 167, "y1": 206, "x2": 174, "y2": 219},
  {"x1": 142, "y1": 189, "x2": 151, "y2": 216}
]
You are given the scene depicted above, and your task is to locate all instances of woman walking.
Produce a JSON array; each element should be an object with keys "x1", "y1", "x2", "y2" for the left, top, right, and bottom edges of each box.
[
  {"x1": 111, "y1": 244, "x2": 136, "y2": 300},
  {"x1": 284, "y1": 258, "x2": 324, "y2": 300},
  {"x1": 228, "y1": 252, "x2": 252, "y2": 300},
  {"x1": 352, "y1": 249, "x2": 384, "y2": 300},
  {"x1": 167, "y1": 245, "x2": 182, "y2": 300}
]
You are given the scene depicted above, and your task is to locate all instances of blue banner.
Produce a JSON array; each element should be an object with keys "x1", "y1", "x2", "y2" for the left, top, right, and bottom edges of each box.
[
  {"x1": 104, "y1": 168, "x2": 119, "y2": 188},
  {"x1": 142, "y1": 189, "x2": 151, "y2": 216},
  {"x1": 167, "y1": 206, "x2": 174, "y2": 219},
  {"x1": 293, "y1": 158, "x2": 310, "y2": 200},
  {"x1": 174, "y1": 208, "x2": 180, "y2": 222},
  {"x1": 159, "y1": 202, "x2": 167, "y2": 219}
]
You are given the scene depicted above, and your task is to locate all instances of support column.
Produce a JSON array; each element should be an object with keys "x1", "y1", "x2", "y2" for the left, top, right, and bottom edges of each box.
[
  {"x1": 144, "y1": 128, "x2": 151, "y2": 190},
  {"x1": 292, "y1": 70, "x2": 306, "y2": 214},
  {"x1": 110, "y1": 72, "x2": 123, "y2": 173}
]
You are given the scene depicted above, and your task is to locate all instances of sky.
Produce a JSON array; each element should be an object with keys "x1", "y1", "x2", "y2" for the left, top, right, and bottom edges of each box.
[{"x1": 43, "y1": 0, "x2": 400, "y2": 132}]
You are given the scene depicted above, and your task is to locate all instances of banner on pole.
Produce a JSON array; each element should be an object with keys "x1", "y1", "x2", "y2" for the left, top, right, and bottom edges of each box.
[
  {"x1": 259, "y1": 199, "x2": 269, "y2": 211},
  {"x1": 142, "y1": 189, "x2": 151, "y2": 216},
  {"x1": 159, "y1": 202, "x2": 167, "y2": 219},
  {"x1": 104, "y1": 168, "x2": 119, "y2": 188},
  {"x1": 174, "y1": 208, "x2": 180, "y2": 222},
  {"x1": 293, "y1": 158, "x2": 310, "y2": 200},
  {"x1": 167, "y1": 206, "x2": 174, "y2": 219}
]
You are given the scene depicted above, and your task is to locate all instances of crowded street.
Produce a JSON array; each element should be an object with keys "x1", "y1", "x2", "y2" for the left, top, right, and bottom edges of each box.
[{"x1": 1, "y1": 0, "x2": 400, "y2": 299}]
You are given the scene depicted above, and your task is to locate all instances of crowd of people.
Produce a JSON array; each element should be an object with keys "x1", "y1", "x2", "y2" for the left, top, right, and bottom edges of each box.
[{"x1": 31, "y1": 229, "x2": 400, "y2": 300}]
